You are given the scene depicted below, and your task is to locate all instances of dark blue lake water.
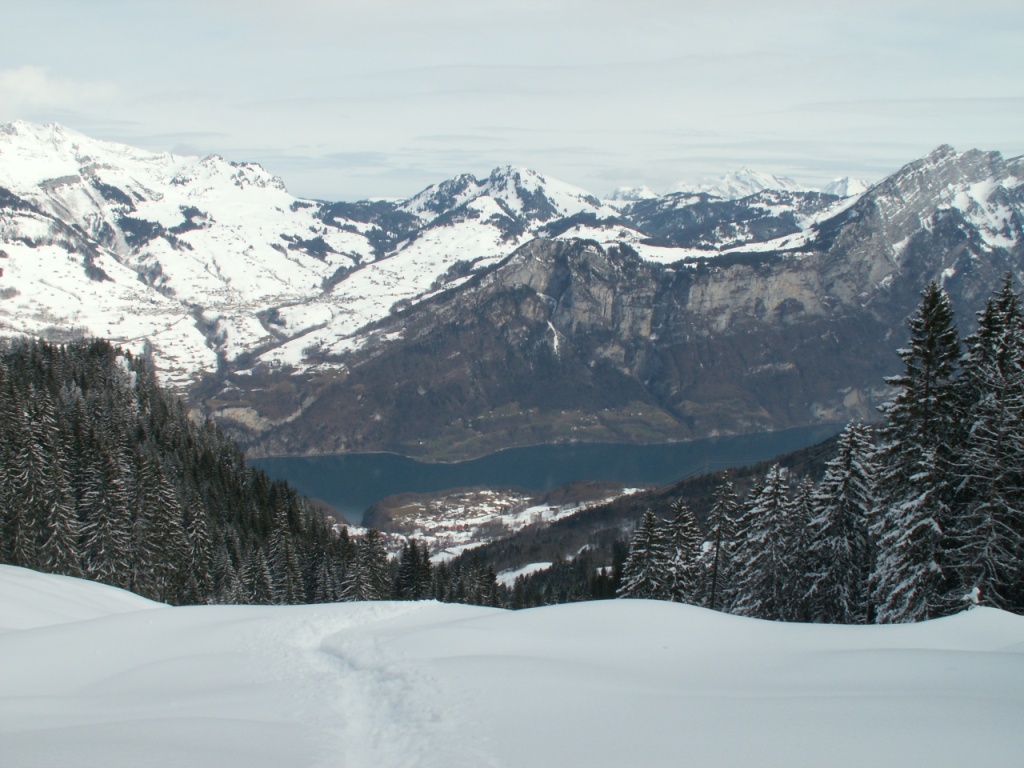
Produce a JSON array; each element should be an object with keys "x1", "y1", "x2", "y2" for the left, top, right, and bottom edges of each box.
[{"x1": 251, "y1": 423, "x2": 842, "y2": 523}]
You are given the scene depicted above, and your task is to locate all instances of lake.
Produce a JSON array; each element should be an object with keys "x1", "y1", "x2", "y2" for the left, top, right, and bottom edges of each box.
[{"x1": 251, "y1": 423, "x2": 843, "y2": 523}]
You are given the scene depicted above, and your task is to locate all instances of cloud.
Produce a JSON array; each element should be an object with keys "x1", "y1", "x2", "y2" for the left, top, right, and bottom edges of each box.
[{"x1": 0, "y1": 66, "x2": 118, "y2": 114}]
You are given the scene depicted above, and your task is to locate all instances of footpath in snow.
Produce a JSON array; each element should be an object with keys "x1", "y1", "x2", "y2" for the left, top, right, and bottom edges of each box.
[{"x1": 2, "y1": 564, "x2": 1024, "y2": 767}]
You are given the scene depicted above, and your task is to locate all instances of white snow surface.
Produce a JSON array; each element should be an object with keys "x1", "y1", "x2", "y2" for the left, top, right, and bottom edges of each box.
[
  {"x1": 496, "y1": 561, "x2": 553, "y2": 586},
  {"x1": 4, "y1": 565, "x2": 1024, "y2": 768}
]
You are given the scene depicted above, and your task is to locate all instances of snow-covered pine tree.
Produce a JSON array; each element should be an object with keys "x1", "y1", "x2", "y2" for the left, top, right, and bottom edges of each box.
[
  {"x1": 616, "y1": 509, "x2": 674, "y2": 600},
  {"x1": 132, "y1": 450, "x2": 189, "y2": 603},
  {"x1": 79, "y1": 432, "x2": 135, "y2": 591},
  {"x1": 269, "y1": 503, "x2": 304, "y2": 605},
  {"x1": 241, "y1": 546, "x2": 275, "y2": 605},
  {"x1": 666, "y1": 499, "x2": 703, "y2": 604},
  {"x1": 5, "y1": 387, "x2": 43, "y2": 570},
  {"x1": 871, "y1": 281, "x2": 961, "y2": 623},
  {"x1": 731, "y1": 465, "x2": 795, "y2": 620},
  {"x1": 783, "y1": 477, "x2": 817, "y2": 622},
  {"x1": 948, "y1": 276, "x2": 1024, "y2": 612},
  {"x1": 805, "y1": 422, "x2": 877, "y2": 623},
  {"x1": 183, "y1": 490, "x2": 215, "y2": 604},
  {"x1": 699, "y1": 473, "x2": 739, "y2": 612},
  {"x1": 340, "y1": 529, "x2": 391, "y2": 601},
  {"x1": 394, "y1": 539, "x2": 433, "y2": 600},
  {"x1": 0, "y1": 365, "x2": 12, "y2": 566}
]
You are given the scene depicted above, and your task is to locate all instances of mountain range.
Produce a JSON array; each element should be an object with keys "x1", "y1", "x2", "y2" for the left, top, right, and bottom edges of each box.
[{"x1": 1, "y1": 121, "x2": 1022, "y2": 459}]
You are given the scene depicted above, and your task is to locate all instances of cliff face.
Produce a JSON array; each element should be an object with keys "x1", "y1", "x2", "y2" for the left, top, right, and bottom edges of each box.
[
  {"x1": 208, "y1": 146, "x2": 1023, "y2": 461},
  {"x1": 208, "y1": 244, "x2": 883, "y2": 460}
]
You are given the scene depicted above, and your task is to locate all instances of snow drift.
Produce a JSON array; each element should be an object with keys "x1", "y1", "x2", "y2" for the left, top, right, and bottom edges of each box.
[{"x1": 2, "y1": 564, "x2": 1023, "y2": 767}]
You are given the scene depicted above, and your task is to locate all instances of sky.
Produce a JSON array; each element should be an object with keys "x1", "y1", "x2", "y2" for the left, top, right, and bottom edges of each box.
[{"x1": 1, "y1": 0, "x2": 1022, "y2": 201}]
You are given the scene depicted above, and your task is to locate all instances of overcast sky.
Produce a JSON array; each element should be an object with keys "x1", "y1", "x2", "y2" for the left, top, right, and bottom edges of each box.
[{"x1": 1, "y1": 0, "x2": 1022, "y2": 201}]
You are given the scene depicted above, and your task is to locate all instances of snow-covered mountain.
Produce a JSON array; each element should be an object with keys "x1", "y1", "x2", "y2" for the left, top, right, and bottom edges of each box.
[
  {"x1": 3, "y1": 121, "x2": 1023, "y2": 460},
  {"x1": 0, "y1": 124, "x2": 643, "y2": 384},
  {"x1": 212, "y1": 145, "x2": 1024, "y2": 460},
  {"x1": 4, "y1": 565, "x2": 1024, "y2": 768},
  {"x1": 0, "y1": 120, "x2": 870, "y2": 387},
  {"x1": 0, "y1": 121, "x2": 375, "y2": 383},
  {"x1": 822, "y1": 176, "x2": 870, "y2": 197},
  {"x1": 672, "y1": 168, "x2": 811, "y2": 199},
  {"x1": 604, "y1": 184, "x2": 660, "y2": 204}
]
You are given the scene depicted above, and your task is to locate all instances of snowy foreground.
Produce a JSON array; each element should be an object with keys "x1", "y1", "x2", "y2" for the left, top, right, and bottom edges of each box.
[{"x1": 3, "y1": 566, "x2": 1024, "y2": 768}]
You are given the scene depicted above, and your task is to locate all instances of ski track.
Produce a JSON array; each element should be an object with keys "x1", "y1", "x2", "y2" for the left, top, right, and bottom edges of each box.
[{"x1": 257, "y1": 602, "x2": 500, "y2": 768}]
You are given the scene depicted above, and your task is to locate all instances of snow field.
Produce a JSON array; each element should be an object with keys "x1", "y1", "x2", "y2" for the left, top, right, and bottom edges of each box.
[{"x1": 3, "y1": 565, "x2": 1024, "y2": 767}]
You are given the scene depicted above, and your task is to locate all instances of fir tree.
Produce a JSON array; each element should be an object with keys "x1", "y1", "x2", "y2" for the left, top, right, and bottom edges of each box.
[
  {"x1": 948, "y1": 276, "x2": 1024, "y2": 612},
  {"x1": 783, "y1": 477, "x2": 816, "y2": 622},
  {"x1": 394, "y1": 539, "x2": 433, "y2": 600},
  {"x1": 0, "y1": 338, "x2": 346, "y2": 607},
  {"x1": 731, "y1": 465, "x2": 795, "y2": 620},
  {"x1": 872, "y1": 282, "x2": 962, "y2": 623},
  {"x1": 699, "y1": 473, "x2": 739, "y2": 612},
  {"x1": 617, "y1": 510, "x2": 673, "y2": 600},
  {"x1": 341, "y1": 529, "x2": 391, "y2": 601},
  {"x1": 665, "y1": 498, "x2": 703, "y2": 603},
  {"x1": 805, "y1": 423, "x2": 877, "y2": 624},
  {"x1": 183, "y1": 491, "x2": 215, "y2": 604}
]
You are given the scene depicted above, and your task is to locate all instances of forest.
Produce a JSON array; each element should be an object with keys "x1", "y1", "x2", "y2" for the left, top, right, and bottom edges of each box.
[{"x1": 0, "y1": 338, "x2": 494, "y2": 606}]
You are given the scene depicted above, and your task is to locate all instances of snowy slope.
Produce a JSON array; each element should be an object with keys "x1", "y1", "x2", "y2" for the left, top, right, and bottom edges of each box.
[
  {"x1": 0, "y1": 565, "x2": 161, "y2": 631},
  {"x1": 0, "y1": 121, "x2": 374, "y2": 384},
  {"x1": 4, "y1": 566, "x2": 1024, "y2": 768}
]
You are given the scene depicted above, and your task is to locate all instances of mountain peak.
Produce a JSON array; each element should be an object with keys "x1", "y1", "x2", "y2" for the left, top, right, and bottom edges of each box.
[
  {"x1": 822, "y1": 177, "x2": 870, "y2": 198},
  {"x1": 604, "y1": 185, "x2": 659, "y2": 203},
  {"x1": 672, "y1": 168, "x2": 809, "y2": 200}
]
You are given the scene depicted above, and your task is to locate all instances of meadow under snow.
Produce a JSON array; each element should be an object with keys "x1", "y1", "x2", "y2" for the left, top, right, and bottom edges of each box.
[{"x1": 2, "y1": 564, "x2": 1023, "y2": 767}]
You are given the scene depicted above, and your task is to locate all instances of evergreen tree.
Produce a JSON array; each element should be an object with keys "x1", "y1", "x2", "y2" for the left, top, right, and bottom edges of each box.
[
  {"x1": 665, "y1": 498, "x2": 703, "y2": 603},
  {"x1": 731, "y1": 465, "x2": 795, "y2": 620},
  {"x1": 394, "y1": 539, "x2": 433, "y2": 600},
  {"x1": 133, "y1": 450, "x2": 189, "y2": 602},
  {"x1": 783, "y1": 477, "x2": 816, "y2": 622},
  {"x1": 0, "y1": 338, "x2": 347, "y2": 607},
  {"x1": 241, "y1": 546, "x2": 275, "y2": 605},
  {"x1": 699, "y1": 473, "x2": 739, "y2": 612},
  {"x1": 805, "y1": 423, "x2": 877, "y2": 623},
  {"x1": 948, "y1": 276, "x2": 1024, "y2": 612},
  {"x1": 79, "y1": 434, "x2": 134, "y2": 591},
  {"x1": 616, "y1": 510, "x2": 673, "y2": 600},
  {"x1": 6, "y1": 392, "x2": 43, "y2": 570},
  {"x1": 341, "y1": 529, "x2": 391, "y2": 601},
  {"x1": 872, "y1": 282, "x2": 962, "y2": 623},
  {"x1": 183, "y1": 491, "x2": 215, "y2": 604}
]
